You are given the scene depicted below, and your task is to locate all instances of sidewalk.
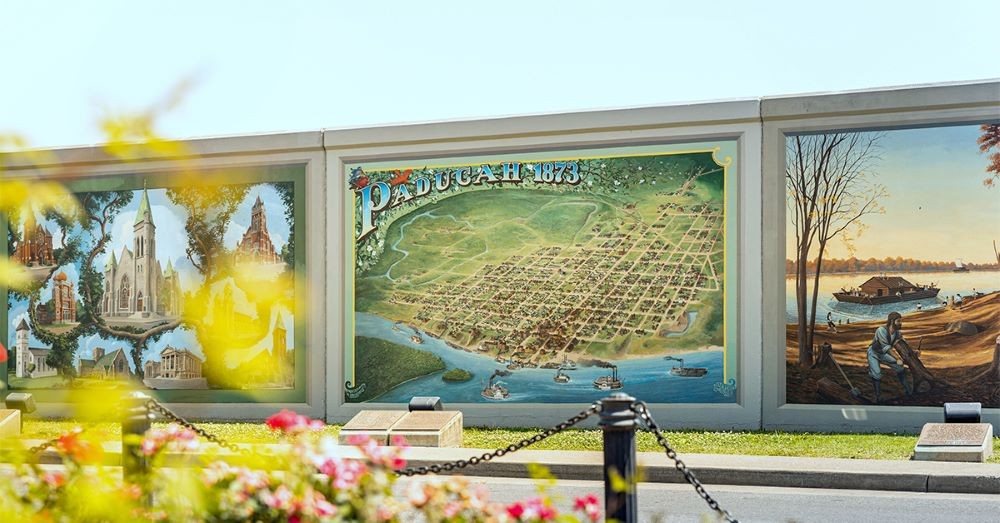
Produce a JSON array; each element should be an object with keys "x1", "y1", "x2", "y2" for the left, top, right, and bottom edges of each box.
[
  {"x1": 9, "y1": 440, "x2": 999, "y2": 495},
  {"x1": 401, "y1": 447, "x2": 1000, "y2": 495}
]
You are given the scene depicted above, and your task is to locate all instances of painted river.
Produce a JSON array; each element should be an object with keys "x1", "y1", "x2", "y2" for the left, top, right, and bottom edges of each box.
[
  {"x1": 354, "y1": 313, "x2": 734, "y2": 404},
  {"x1": 784, "y1": 270, "x2": 1000, "y2": 323}
]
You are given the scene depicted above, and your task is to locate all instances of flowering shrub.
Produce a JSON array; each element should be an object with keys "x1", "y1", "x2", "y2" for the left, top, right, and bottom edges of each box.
[{"x1": 0, "y1": 411, "x2": 602, "y2": 522}]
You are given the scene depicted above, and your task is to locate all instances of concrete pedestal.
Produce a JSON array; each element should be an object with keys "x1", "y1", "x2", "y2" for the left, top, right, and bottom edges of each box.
[
  {"x1": 338, "y1": 410, "x2": 408, "y2": 445},
  {"x1": 913, "y1": 423, "x2": 994, "y2": 463},
  {"x1": 0, "y1": 409, "x2": 21, "y2": 438},
  {"x1": 338, "y1": 410, "x2": 463, "y2": 447}
]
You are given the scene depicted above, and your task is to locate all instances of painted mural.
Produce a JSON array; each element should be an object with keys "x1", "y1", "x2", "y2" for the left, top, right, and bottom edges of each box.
[
  {"x1": 346, "y1": 143, "x2": 739, "y2": 403},
  {"x1": 4, "y1": 166, "x2": 304, "y2": 402},
  {"x1": 785, "y1": 123, "x2": 1000, "y2": 407}
]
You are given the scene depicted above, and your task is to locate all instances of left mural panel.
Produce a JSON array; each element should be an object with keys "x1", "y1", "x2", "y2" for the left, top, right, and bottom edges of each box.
[{"x1": 3, "y1": 164, "x2": 306, "y2": 403}]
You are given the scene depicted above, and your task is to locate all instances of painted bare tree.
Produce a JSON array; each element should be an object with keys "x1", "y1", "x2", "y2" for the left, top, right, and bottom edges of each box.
[
  {"x1": 787, "y1": 132, "x2": 886, "y2": 366},
  {"x1": 979, "y1": 124, "x2": 1000, "y2": 264}
]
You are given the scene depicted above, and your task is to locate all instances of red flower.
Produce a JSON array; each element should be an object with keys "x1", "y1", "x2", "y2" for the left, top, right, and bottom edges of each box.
[
  {"x1": 573, "y1": 493, "x2": 601, "y2": 522},
  {"x1": 506, "y1": 502, "x2": 525, "y2": 519},
  {"x1": 573, "y1": 494, "x2": 599, "y2": 511},
  {"x1": 55, "y1": 429, "x2": 103, "y2": 463},
  {"x1": 266, "y1": 409, "x2": 324, "y2": 434}
]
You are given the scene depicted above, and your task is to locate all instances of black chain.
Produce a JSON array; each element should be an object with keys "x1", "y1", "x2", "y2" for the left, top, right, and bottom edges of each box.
[
  {"x1": 632, "y1": 401, "x2": 738, "y2": 523},
  {"x1": 395, "y1": 401, "x2": 602, "y2": 476},
  {"x1": 145, "y1": 399, "x2": 250, "y2": 456}
]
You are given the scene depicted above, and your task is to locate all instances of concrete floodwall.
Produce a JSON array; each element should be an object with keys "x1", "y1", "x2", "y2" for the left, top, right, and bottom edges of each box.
[{"x1": 2, "y1": 80, "x2": 997, "y2": 432}]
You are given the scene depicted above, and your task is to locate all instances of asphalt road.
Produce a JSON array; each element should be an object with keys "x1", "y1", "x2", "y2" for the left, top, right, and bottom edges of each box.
[{"x1": 397, "y1": 476, "x2": 1000, "y2": 522}]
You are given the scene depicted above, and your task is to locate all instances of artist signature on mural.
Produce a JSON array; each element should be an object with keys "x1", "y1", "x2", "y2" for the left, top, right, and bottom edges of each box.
[
  {"x1": 345, "y1": 381, "x2": 367, "y2": 399},
  {"x1": 713, "y1": 379, "x2": 737, "y2": 398}
]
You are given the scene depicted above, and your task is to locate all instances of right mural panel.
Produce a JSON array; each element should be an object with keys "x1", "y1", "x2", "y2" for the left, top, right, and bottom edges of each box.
[{"x1": 785, "y1": 123, "x2": 1000, "y2": 407}]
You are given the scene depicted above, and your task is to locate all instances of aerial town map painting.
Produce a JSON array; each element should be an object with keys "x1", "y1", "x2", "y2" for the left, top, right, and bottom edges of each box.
[
  {"x1": 3, "y1": 165, "x2": 304, "y2": 402},
  {"x1": 785, "y1": 123, "x2": 1000, "y2": 407},
  {"x1": 345, "y1": 143, "x2": 739, "y2": 403}
]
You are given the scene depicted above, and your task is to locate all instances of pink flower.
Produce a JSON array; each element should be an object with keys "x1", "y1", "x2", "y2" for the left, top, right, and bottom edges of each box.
[
  {"x1": 348, "y1": 436, "x2": 407, "y2": 469},
  {"x1": 266, "y1": 409, "x2": 324, "y2": 434},
  {"x1": 41, "y1": 472, "x2": 66, "y2": 488},
  {"x1": 376, "y1": 505, "x2": 397, "y2": 521},
  {"x1": 346, "y1": 434, "x2": 370, "y2": 446},
  {"x1": 122, "y1": 484, "x2": 143, "y2": 501},
  {"x1": 314, "y1": 496, "x2": 338, "y2": 517},
  {"x1": 573, "y1": 494, "x2": 601, "y2": 522},
  {"x1": 390, "y1": 434, "x2": 410, "y2": 449},
  {"x1": 141, "y1": 425, "x2": 199, "y2": 456},
  {"x1": 443, "y1": 501, "x2": 462, "y2": 518}
]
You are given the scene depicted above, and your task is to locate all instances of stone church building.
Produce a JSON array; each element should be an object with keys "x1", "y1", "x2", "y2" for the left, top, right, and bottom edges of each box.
[
  {"x1": 235, "y1": 196, "x2": 282, "y2": 265},
  {"x1": 13, "y1": 209, "x2": 56, "y2": 268},
  {"x1": 101, "y1": 187, "x2": 183, "y2": 320},
  {"x1": 14, "y1": 319, "x2": 57, "y2": 379}
]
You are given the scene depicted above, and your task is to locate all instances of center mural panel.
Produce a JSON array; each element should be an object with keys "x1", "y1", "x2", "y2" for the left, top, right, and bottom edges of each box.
[{"x1": 345, "y1": 143, "x2": 739, "y2": 404}]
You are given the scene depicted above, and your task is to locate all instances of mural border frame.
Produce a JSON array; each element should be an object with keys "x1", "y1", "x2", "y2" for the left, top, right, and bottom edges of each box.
[
  {"x1": 325, "y1": 101, "x2": 764, "y2": 429},
  {"x1": 1, "y1": 132, "x2": 328, "y2": 420}
]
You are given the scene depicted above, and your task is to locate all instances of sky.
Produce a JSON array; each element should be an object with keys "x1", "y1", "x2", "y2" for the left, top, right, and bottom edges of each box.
[
  {"x1": 785, "y1": 124, "x2": 1000, "y2": 264},
  {"x1": 1, "y1": 1, "x2": 998, "y2": 148}
]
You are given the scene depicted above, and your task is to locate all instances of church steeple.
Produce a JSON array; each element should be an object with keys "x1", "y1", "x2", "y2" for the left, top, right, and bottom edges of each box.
[
  {"x1": 134, "y1": 182, "x2": 153, "y2": 226},
  {"x1": 132, "y1": 181, "x2": 156, "y2": 315}
]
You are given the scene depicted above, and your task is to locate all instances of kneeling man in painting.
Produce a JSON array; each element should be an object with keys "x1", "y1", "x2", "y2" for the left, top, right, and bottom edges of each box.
[{"x1": 866, "y1": 311, "x2": 912, "y2": 403}]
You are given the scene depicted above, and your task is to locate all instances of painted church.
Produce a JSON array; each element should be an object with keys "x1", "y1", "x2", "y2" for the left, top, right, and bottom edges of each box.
[
  {"x1": 14, "y1": 318, "x2": 57, "y2": 379},
  {"x1": 100, "y1": 187, "x2": 183, "y2": 320}
]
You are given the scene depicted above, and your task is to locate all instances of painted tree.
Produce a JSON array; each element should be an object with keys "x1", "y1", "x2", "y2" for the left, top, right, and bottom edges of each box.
[
  {"x1": 979, "y1": 124, "x2": 1000, "y2": 265},
  {"x1": 787, "y1": 132, "x2": 886, "y2": 366},
  {"x1": 17, "y1": 200, "x2": 89, "y2": 381},
  {"x1": 166, "y1": 183, "x2": 299, "y2": 388},
  {"x1": 978, "y1": 123, "x2": 1000, "y2": 188},
  {"x1": 166, "y1": 184, "x2": 250, "y2": 283}
]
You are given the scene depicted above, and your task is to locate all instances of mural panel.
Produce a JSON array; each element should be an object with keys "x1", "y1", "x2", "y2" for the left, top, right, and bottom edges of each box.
[
  {"x1": 785, "y1": 123, "x2": 1000, "y2": 406},
  {"x1": 346, "y1": 143, "x2": 739, "y2": 403},
  {"x1": 3, "y1": 165, "x2": 306, "y2": 402}
]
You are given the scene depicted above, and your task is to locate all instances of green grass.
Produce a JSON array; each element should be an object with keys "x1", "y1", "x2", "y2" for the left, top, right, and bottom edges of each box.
[{"x1": 14, "y1": 420, "x2": 1000, "y2": 463}]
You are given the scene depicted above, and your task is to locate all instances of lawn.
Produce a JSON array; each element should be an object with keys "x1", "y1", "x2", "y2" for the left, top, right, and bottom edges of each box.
[{"x1": 14, "y1": 419, "x2": 1000, "y2": 464}]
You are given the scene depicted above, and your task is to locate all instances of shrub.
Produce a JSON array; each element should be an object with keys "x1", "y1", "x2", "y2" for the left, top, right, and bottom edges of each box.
[{"x1": 1, "y1": 410, "x2": 601, "y2": 522}]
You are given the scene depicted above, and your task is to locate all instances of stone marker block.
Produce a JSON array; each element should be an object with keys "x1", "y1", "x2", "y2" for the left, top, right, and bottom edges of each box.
[
  {"x1": 0, "y1": 409, "x2": 21, "y2": 438},
  {"x1": 389, "y1": 411, "x2": 463, "y2": 448},
  {"x1": 913, "y1": 423, "x2": 994, "y2": 462},
  {"x1": 338, "y1": 410, "x2": 408, "y2": 445}
]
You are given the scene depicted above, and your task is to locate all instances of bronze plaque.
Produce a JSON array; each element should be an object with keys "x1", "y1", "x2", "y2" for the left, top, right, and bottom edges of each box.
[
  {"x1": 917, "y1": 423, "x2": 990, "y2": 446},
  {"x1": 342, "y1": 410, "x2": 407, "y2": 431},
  {"x1": 393, "y1": 411, "x2": 461, "y2": 431}
]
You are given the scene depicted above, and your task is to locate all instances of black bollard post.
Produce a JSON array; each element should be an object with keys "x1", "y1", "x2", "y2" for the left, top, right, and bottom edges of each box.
[
  {"x1": 121, "y1": 391, "x2": 152, "y2": 486},
  {"x1": 599, "y1": 392, "x2": 638, "y2": 523}
]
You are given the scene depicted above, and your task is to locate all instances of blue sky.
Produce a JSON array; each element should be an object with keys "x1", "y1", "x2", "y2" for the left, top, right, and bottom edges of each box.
[
  {"x1": 786, "y1": 124, "x2": 1000, "y2": 263},
  {"x1": 1, "y1": 1, "x2": 997, "y2": 148}
]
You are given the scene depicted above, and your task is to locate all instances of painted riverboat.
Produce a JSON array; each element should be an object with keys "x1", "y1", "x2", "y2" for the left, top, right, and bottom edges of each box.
[
  {"x1": 832, "y1": 276, "x2": 939, "y2": 305},
  {"x1": 664, "y1": 356, "x2": 708, "y2": 377}
]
